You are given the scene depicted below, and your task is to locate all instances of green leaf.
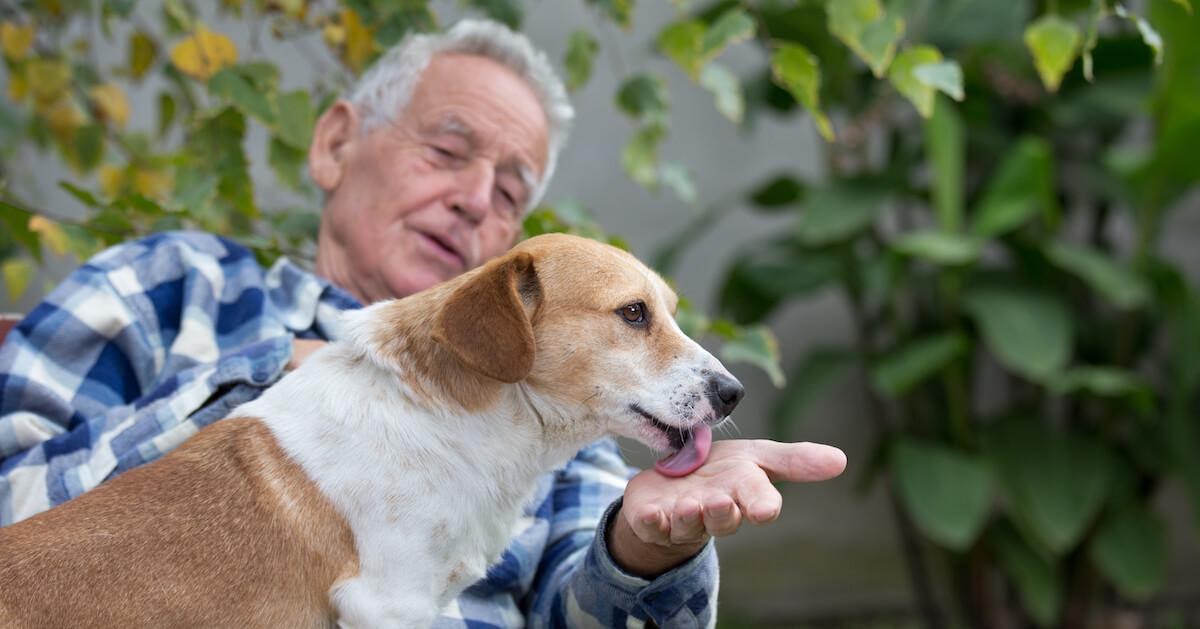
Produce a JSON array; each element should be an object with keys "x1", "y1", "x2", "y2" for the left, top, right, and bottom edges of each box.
[
  {"x1": 913, "y1": 60, "x2": 965, "y2": 102},
  {"x1": 129, "y1": 31, "x2": 156, "y2": 80},
  {"x1": 564, "y1": 30, "x2": 599, "y2": 92},
  {"x1": 797, "y1": 181, "x2": 889, "y2": 245},
  {"x1": 274, "y1": 90, "x2": 314, "y2": 151},
  {"x1": 964, "y1": 283, "x2": 1072, "y2": 381},
  {"x1": 701, "y1": 8, "x2": 755, "y2": 58},
  {"x1": 888, "y1": 45, "x2": 942, "y2": 117},
  {"x1": 586, "y1": 0, "x2": 635, "y2": 29},
  {"x1": 891, "y1": 230, "x2": 981, "y2": 265},
  {"x1": 990, "y1": 520, "x2": 1064, "y2": 626},
  {"x1": 659, "y1": 161, "x2": 697, "y2": 205},
  {"x1": 1113, "y1": 4, "x2": 1164, "y2": 65},
  {"x1": 984, "y1": 419, "x2": 1113, "y2": 555},
  {"x1": 770, "y1": 348, "x2": 855, "y2": 440},
  {"x1": 621, "y1": 123, "x2": 666, "y2": 188},
  {"x1": 1090, "y1": 503, "x2": 1166, "y2": 600},
  {"x1": 59, "y1": 181, "x2": 103, "y2": 208},
  {"x1": 770, "y1": 44, "x2": 834, "y2": 141},
  {"x1": 1044, "y1": 242, "x2": 1150, "y2": 309},
  {"x1": 718, "y1": 238, "x2": 841, "y2": 323},
  {"x1": 208, "y1": 68, "x2": 275, "y2": 126},
  {"x1": 1172, "y1": 0, "x2": 1193, "y2": 13},
  {"x1": 926, "y1": 97, "x2": 965, "y2": 232},
  {"x1": 2, "y1": 256, "x2": 34, "y2": 301},
  {"x1": 157, "y1": 92, "x2": 176, "y2": 138},
  {"x1": 893, "y1": 438, "x2": 994, "y2": 551},
  {"x1": 1046, "y1": 366, "x2": 1152, "y2": 408},
  {"x1": 699, "y1": 63, "x2": 744, "y2": 124},
  {"x1": 616, "y1": 74, "x2": 670, "y2": 124},
  {"x1": 748, "y1": 174, "x2": 806, "y2": 210},
  {"x1": 268, "y1": 136, "x2": 307, "y2": 191},
  {"x1": 971, "y1": 137, "x2": 1056, "y2": 237},
  {"x1": 827, "y1": 0, "x2": 904, "y2": 77},
  {"x1": 466, "y1": 0, "x2": 523, "y2": 29},
  {"x1": 871, "y1": 331, "x2": 969, "y2": 397},
  {"x1": 71, "y1": 125, "x2": 105, "y2": 172},
  {"x1": 658, "y1": 20, "x2": 705, "y2": 78},
  {"x1": 720, "y1": 324, "x2": 785, "y2": 387},
  {"x1": 1025, "y1": 15, "x2": 1083, "y2": 92}
]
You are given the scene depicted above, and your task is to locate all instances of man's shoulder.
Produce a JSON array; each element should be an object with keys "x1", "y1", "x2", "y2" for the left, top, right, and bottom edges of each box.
[{"x1": 87, "y1": 230, "x2": 258, "y2": 273}]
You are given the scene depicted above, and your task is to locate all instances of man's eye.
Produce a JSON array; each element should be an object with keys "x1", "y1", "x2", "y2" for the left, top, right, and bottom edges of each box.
[{"x1": 431, "y1": 145, "x2": 458, "y2": 159}]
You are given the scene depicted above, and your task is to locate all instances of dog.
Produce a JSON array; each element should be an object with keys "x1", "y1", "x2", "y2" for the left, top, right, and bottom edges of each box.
[{"x1": 0, "y1": 233, "x2": 744, "y2": 627}]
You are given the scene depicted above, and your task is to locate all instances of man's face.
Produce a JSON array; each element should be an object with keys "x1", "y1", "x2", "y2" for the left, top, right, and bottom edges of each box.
[{"x1": 313, "y1": 53, "x2": 549, "y2": 303}]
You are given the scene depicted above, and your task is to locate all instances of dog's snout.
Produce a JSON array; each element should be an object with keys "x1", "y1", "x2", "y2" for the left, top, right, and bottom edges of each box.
[{"x1": 707, "y1": 372, "x2": 745, "y2": 418}]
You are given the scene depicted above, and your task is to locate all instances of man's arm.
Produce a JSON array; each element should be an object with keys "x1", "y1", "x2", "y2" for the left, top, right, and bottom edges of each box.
[
  {"x1": 0, "y1": 233, "x2": 295, "y2": 525},
  {"x1": 524, "y1": 438, "x2": 720, "y2": 628}
]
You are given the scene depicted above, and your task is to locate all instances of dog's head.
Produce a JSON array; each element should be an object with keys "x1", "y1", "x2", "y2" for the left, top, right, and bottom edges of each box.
[{"x1": 429, "y1": 233, "x2": 743, "y2": 475}]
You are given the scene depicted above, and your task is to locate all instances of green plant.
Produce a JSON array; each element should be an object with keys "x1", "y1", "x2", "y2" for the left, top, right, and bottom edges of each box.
[
  {"x1": 2, "y1": 0, "x2": 1198, "y2": 625},
  {"x1": 648, "y1": 0, "x2": 1200, "y2": 626}
]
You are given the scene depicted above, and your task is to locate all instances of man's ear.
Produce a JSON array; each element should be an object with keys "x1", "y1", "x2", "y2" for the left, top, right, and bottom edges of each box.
[
  {"x1": 309, "y1": 100, "x2": 359, "y2": 192},
  {"x1": 433, "y1": 252, "x2": 541, "y2": 383}
]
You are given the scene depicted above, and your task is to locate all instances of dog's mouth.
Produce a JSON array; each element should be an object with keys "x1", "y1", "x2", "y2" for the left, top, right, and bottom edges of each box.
[{"x1": 629, "y1": 404, "x2": 714, "y2": 478}]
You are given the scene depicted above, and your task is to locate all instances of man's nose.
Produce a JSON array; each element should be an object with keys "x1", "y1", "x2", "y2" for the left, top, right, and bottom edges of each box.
[
  {"x1": 452, "y1": 161, "x2": 493, "y2": 224},
  {"x1": 706, "y1": 371, "x2": 745, "y2": 418}
]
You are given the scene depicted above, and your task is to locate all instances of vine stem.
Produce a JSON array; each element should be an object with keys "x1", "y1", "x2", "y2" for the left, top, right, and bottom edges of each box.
[{"x1": 842, "y1": 250, "x2": 947, "y2": 629}]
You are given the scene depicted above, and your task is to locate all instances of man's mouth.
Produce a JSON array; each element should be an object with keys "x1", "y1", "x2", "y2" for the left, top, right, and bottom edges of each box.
[
  {"x1": 629, "y1": 404, "x2": 714, "y2": 478},
  {"x1": 418, "y1": 231, "x2": 466, "y2": 269}
]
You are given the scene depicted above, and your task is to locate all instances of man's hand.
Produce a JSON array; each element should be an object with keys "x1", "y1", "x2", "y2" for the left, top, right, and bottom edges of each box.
[
  {"x1": 288, "y1": 338, "x2": 328, "y2": 370},
  {"x1": 608, "y1": 439, "x2": 846, "y2": 578}
]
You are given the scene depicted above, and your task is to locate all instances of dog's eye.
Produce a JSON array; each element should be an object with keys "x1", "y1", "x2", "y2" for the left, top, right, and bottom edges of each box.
[{"x1": 619, "y1": 302, "x2": 646, "y2": 325}]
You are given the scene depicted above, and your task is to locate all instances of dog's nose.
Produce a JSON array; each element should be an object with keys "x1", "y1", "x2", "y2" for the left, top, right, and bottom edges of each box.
[{"x1": 707, "y1": 372, "x2": 745, "y2": 417}]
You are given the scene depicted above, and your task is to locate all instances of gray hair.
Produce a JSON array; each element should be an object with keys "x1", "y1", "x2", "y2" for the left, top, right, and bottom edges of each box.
[{"x1": 347, "y1": 19, "x2": 574, "y2": 211}]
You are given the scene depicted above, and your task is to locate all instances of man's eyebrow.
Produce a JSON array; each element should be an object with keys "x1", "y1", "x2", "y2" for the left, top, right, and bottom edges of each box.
[
  {"x1": 425, "y1": 114, "x2": 476, "y2": 143},
  {"x1": 426, "y1": 113, "x2": 539, "y2": 196}
]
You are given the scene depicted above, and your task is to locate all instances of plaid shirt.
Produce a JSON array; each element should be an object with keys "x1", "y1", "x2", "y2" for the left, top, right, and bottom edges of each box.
[{"x1": 0, "y1": 231, "x2": 718, "y2": 627}]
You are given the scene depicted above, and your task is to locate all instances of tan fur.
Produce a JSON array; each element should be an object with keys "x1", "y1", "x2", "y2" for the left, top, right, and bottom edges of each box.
[{"x1": 0, "y1": 419, "x2": 358, "y2": 629}]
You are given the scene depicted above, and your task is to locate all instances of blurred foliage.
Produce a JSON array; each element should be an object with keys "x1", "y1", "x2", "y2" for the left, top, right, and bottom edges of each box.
[{"x1": 1, "y1": 0, "x2": 1198, "y2": 625}]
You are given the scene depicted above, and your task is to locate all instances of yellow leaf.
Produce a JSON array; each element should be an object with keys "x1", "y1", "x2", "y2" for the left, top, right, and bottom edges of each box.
[
  {"x1": 341, "y1": 9, "x2": 375, "y2": 73},
  {"x1": 170, "y1": 27, "x2": 238, "y2": 81},
  {"x1": 42, "y1": 96, "x2": 87, "y2": 136},
  {"x1": 323, "y1": 23, "x2": 345, "y2": 47},
  {"x1": 99, "y1": 164, "x2": 126, "y2": 198},
  {"x1": 2, "y1": 257, "x2": 34, "y2": 301},
  {"x1": 134, "y1": 168, "x2": 173, "y2": 200},
  {"x1": 1, "y1": 21, "x2": 34, "y2": 61},
  {"x1": 28, "y1": 216, "x2": 69, "y2": 256},
  {"x1": 269, "y1": 0, "x2": 306, "y2": 18},
  {"x1": 27, "y1": 58, "x2": 71, "y2": 103},
  {"x1": 89, "y1": 83, "x2": 130, "y2": 128},
  {"x1": 8, "y1": 67, "x2": 28, "y2": 101}
]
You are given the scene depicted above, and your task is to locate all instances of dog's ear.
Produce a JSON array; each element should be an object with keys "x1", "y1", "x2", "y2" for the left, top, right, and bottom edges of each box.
[{"x1": 433, "y1": 252, "x2": 541, "y2": 383}]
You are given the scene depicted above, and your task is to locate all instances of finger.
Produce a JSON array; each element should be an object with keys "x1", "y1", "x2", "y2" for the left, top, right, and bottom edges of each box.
[
  {"x1": 627, "y1": 503, "x2": 670, "y2": 546},
  {"x1": 668, "y1": 498, "x2": 706, "y2": 545},
  {"x1": 748, "y1": 441, "x2": 847, "y2": 484},
  {"x1": 701, "y1": 495, "x2": 742, "y2": 537},
  {"x1": 732, "y1": 482, "x2": 782, "y2": 525}
]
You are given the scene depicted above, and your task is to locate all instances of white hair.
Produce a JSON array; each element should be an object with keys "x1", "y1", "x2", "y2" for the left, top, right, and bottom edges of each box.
[{"x1": 347, "y1": 19, "x2": 574, "y2": 211}]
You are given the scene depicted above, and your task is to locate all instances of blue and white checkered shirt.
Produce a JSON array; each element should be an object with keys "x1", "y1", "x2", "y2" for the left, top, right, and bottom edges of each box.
[{"x1": 0, "y1": 231, "x2": 718, "y2": 627}]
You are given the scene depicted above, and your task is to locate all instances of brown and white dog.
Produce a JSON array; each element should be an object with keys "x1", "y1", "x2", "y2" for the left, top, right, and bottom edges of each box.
[{"x1": 0, "y1": 233, "x2": 744, "y2": 628}]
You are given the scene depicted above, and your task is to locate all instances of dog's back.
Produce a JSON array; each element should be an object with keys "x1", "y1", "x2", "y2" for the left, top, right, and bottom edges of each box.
[{"x1": 0, "y1": 418, "x2": 358, "y2": 628}]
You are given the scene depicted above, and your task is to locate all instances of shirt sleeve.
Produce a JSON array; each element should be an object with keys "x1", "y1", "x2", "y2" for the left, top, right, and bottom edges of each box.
[
  {"x1": 0, "y1": 233, "x2": 292, "y2": 525},
  {"x1": 524, "y1": 438, "x2": 719, "y2": 628}
]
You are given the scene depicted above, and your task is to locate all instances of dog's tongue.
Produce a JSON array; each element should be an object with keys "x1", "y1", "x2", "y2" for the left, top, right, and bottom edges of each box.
[{"x1": 654, "y1": 424, "x2": 713, "y2": 477}]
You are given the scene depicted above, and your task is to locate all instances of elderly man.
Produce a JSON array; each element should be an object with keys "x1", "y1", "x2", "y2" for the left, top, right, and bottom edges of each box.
[{"x1": 0, "y1": 19, "x2": 844, "y2": 627}]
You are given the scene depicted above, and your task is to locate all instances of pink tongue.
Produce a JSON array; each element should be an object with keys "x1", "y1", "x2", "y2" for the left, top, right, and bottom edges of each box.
[{"x1": 654, "y1": 424, "x2": 713, "y2": 477}]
